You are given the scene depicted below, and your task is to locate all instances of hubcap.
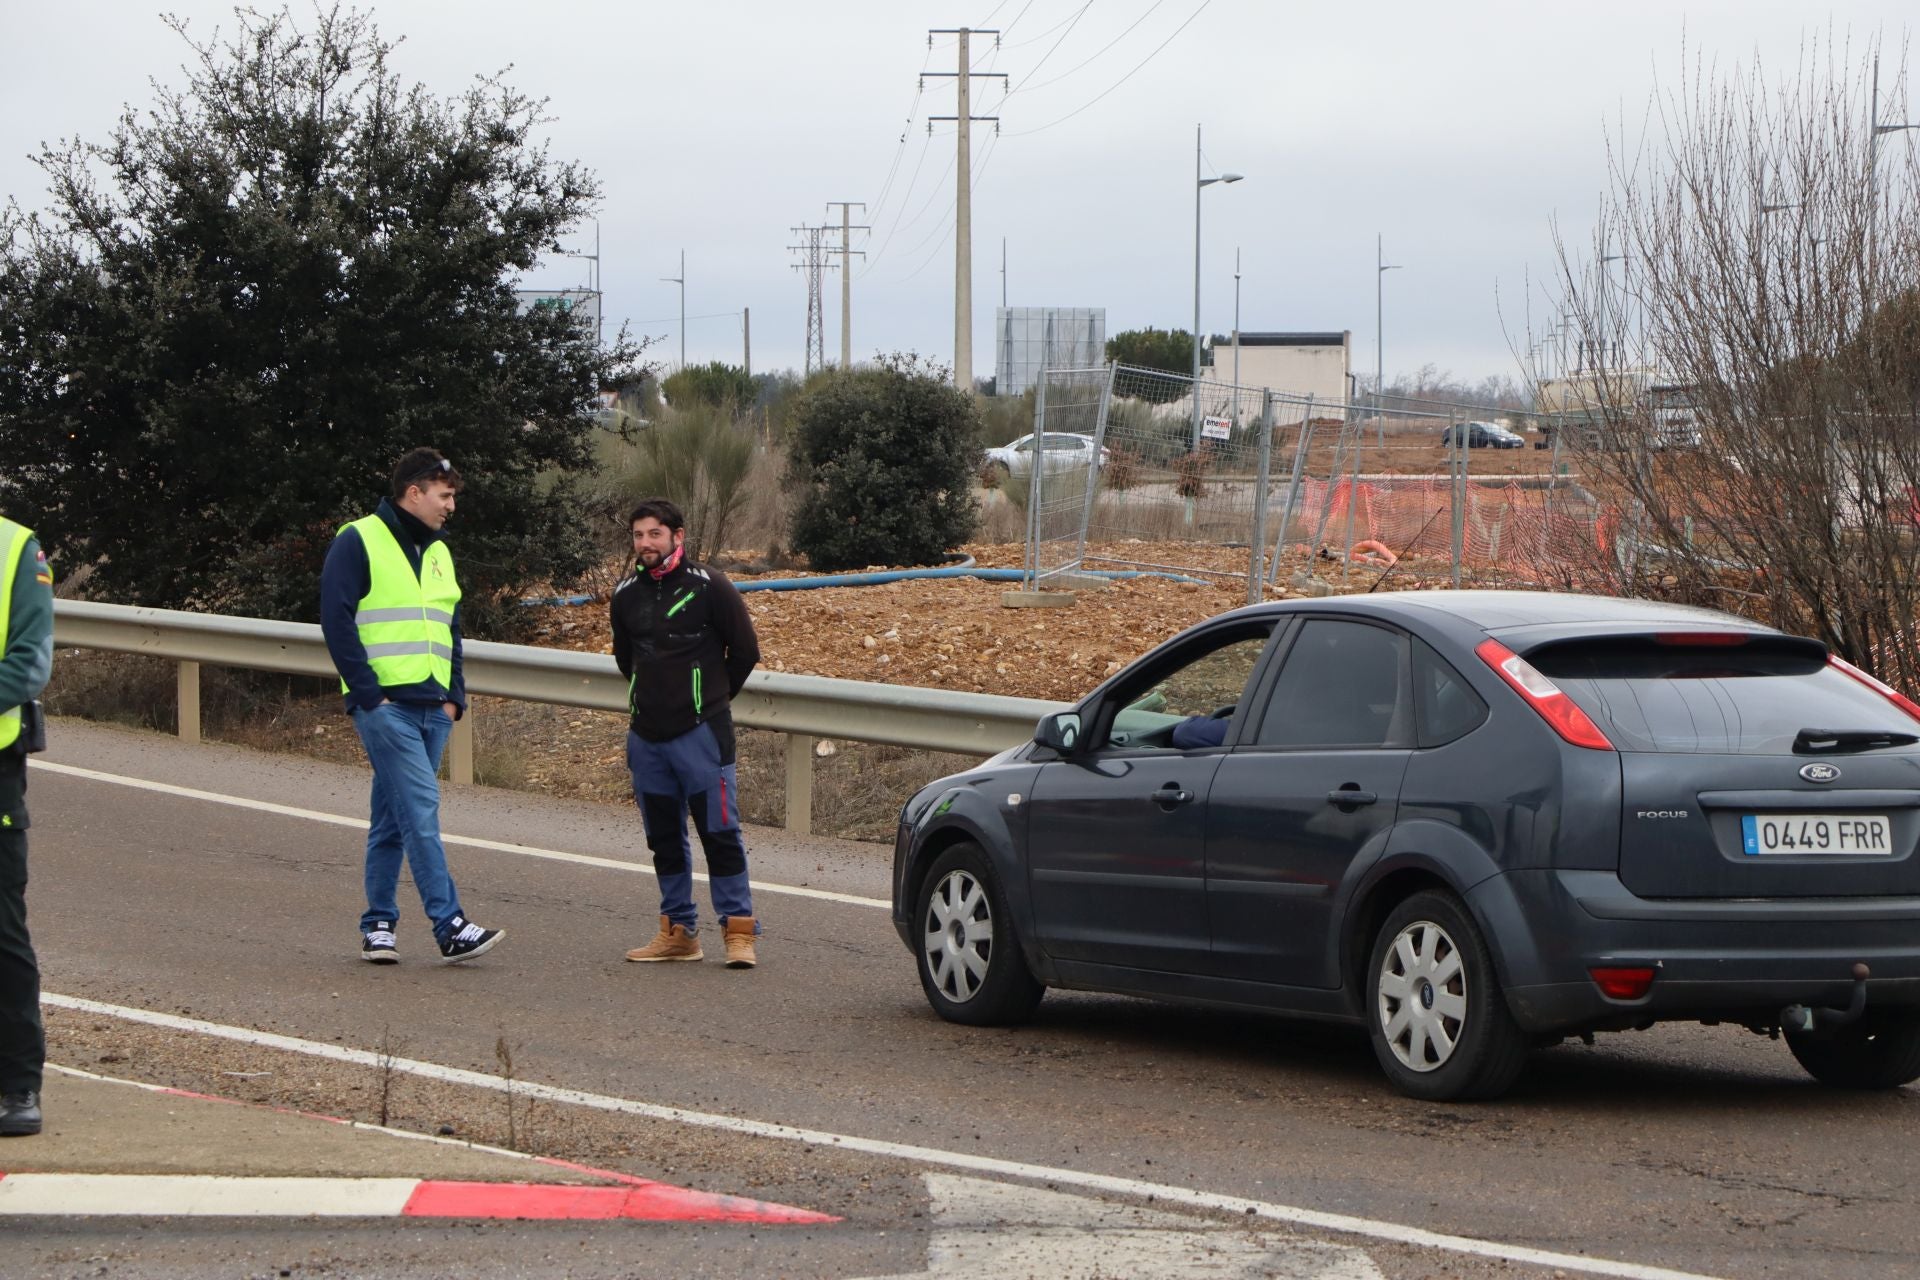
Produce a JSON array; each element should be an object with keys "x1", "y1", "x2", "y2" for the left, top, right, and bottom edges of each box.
[
  {"x1": 922, "y1": 869, "x2": 993, "y2": 1003},
  {"x1": 1377, "y1": 919, "x2": 1468, "y2": 1073}
]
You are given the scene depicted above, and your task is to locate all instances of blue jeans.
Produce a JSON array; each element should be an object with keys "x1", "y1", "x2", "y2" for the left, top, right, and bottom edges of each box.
[
  {"x1": 627, "y1": 724, "x2": 755, "y2": 930},
  {"x1": 351, "y1": 701, "x2": 464, "y2": 938}
]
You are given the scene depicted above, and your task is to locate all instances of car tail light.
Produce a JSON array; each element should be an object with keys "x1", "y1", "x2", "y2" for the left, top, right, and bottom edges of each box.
[
  {"x1": 1475, "y1": 639, "x2": 1615, "y2": 750},
  {"x1": 1827, "y1": 654, "x2": 1920, "y2": 725},
  {"x1": 1590, "y1": 967, "x2": 1657, "y2": 1000}
]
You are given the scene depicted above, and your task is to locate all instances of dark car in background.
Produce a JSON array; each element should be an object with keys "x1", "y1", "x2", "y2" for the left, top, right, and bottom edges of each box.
[
  {"x1": 1441, "y1": 421, "x2": 1525, "y2": 449},
  {"x1": 892, "y1": 591, "x2": 1920, "y2": 1099}
]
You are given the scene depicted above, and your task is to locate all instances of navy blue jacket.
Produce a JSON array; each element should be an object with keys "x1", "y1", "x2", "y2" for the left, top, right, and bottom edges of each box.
[{"x1": 320, "y1": 499, "x2": 466, "y2": 717}]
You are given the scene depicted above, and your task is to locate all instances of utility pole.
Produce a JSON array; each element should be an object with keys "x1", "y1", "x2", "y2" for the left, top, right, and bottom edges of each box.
[
  {"x1": 825, "y1": 201, "x2": 869, "y2": 368},
  {"x1": 927, "y1": 27, "x2": 1005, "y2": 390},
  {"x1": 1232, "y1": 247, "x2": 1242, "y2": 394},
  {"x1": 1869, "y1": 53, "x2": 1917, "y2": 275},
  {"x1": 742, "y1": 307, "x2": 751, "y2": 377},
  {"x1": 659, "y1": 250, "x2": 685, "y2": 369},
  {"x1": 787, "y1": 225, "x2": 838, "y2": 376}
]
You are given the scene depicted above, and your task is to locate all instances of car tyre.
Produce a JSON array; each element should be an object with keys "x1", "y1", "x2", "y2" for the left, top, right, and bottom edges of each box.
[
  {"x1": 1366, "y1": 891, "x2": 1529, "y2": 1101},
  {"x1": 915, "y1": 843, "x2": 1044, "y2": 1027},
  {"x1": 1786, "y1": 1008, "x2": 1920, "y2": 1089}
]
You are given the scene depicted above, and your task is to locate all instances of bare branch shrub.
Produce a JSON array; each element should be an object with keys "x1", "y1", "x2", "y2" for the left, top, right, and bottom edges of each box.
[{"x1": 1551, "y1": 37, "x2": 1920, "y2": 685}]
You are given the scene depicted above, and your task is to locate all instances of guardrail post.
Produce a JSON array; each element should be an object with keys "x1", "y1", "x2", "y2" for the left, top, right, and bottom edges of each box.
[
  {"x1": 785, "y1": 733, "x2": 815, "y2": 836},
  {"x1": 448, "y1": 711, "x2": 474, "y2": 786},
  {"x1": 176, "y1": 661, "x2": 201, "y2": 744}
]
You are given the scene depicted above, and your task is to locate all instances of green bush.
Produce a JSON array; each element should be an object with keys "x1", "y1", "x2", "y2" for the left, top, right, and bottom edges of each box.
[
  {"x1": 976, "y1": 388, "x2": 1036, "y2": 448},
  {"x1": 786, "y1": 354, "x2": 980, "y2": 570},
  {"x1": 600, "y1": 402, "x2": 757, "y2": 559},
  {"x1": 662, "y1": 362, "x2": 757, "y2": 411}
]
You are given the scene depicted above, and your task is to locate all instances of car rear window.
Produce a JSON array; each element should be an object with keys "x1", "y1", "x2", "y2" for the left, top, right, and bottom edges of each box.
[{"x1": 1527, "y1": 637, "x2": 1919, "y2": 754}]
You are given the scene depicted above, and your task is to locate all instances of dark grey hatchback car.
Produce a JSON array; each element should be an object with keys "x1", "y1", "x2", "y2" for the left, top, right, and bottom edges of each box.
[{"x1": 891, "y1": 590, "x2": 1920, "y2": 1099}]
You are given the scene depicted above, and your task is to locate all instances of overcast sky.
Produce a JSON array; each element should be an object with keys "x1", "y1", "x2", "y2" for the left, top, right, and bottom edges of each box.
[{"x1": 2, "y1": 1, "x2": 1912, "y2": 387}]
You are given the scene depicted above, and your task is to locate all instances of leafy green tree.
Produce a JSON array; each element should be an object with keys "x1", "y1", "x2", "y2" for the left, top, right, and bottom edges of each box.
[
  {"x1": 0, "y1": 6, "x2": 647, "y2": 633},
  {"x1": 1105, "y1": 327, "x2": 1194, "y2": 403},
  {"x1": 786, "y1": 354, "x2": 979, "y2": 570},
  {"x1": 662, "y1": 362, "x2": 757, "y2": 411}
]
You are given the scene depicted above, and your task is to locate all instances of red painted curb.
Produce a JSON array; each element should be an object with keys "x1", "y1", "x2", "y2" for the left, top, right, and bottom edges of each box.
[{"x1": 401, "y1": 1179, "x2": 840, "y2": 1223}]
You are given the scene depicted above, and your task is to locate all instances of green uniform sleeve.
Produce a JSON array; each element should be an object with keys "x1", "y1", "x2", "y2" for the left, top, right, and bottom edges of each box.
[{"x1": 0, "y1": 536, "x2": 54, "y2": 713}]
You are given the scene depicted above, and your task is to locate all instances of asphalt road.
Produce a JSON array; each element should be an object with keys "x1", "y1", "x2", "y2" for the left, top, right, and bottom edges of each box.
[{"x1": 13, "y1": 718, "x2": 1920, "y2": 1278}]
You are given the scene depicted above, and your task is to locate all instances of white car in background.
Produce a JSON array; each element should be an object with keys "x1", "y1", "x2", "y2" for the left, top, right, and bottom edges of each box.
[{"x1": 983, "y1": 432, "x2": 1110, "y2": 477}]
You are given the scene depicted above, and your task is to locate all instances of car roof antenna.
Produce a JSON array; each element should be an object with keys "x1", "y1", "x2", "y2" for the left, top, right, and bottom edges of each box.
[{"x1": 1367, "y1": 509, "x2": 1444, "y2": 593}]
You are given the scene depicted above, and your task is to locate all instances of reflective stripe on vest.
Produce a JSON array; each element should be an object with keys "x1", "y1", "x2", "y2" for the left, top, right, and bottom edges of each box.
[
  {"x1": 339, "y1": 514, "x2": 461, "y2": 693},
  {"x1": 0, "y1": 517, "x2": 34, "y2": 751}
]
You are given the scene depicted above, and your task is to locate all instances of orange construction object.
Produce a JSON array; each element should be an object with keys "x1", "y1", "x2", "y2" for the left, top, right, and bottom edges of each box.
[{"x1": 1351, "y1": 539, "x2": 1399, "y2": 567}]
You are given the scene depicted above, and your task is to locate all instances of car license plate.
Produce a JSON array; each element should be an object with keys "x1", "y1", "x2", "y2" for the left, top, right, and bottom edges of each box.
[{"x1": 1741, "y1": 813, "x2": 1892, "y2": 856}]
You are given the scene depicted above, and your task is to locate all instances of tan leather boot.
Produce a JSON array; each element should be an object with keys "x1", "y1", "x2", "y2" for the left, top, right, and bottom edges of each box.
[
  {"x1": 625, "y1": 915, "x2": 703, "y2": 962},
  {"x1": 723, "y1": 916, "x2": 758, "y2": 969}
]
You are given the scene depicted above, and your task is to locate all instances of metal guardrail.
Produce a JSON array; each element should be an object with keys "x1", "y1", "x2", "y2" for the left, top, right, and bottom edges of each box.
[{"x1": 51, "y1": 600, "x2": 1066, "y2": 835}]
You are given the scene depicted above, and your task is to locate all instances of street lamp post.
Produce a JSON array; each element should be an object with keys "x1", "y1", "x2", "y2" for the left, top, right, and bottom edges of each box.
[
  {"x1": 1374, "y1": 235, "x2": 1402, "y2": 448},
  {"x1": 1191, "y1": 124, "x2": 1243, "y2": 447},
  {"x1": 660, "y1": 250, "x2": 685, "y2": 369},
  {"x1": 559, "y1": 220, "x2": 603, "y2": 348},
  {"x1": 1600, "y1": 252, "x2": 1628, "y2": 372},
  {"x1": 1232, "y1": 247, "x2": 1242, "y2": 403}
]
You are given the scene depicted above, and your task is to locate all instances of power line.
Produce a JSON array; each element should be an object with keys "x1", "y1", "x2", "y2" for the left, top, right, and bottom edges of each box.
[
  {"x1": 857, "y1": 36, "x2": 939, "y2": 250},
  {"x1": 861, "y1": 140, "x2": 954, "y2": 277},
  {"x1": 997, "y1": 0, "x2": 1039, "y2": 39},
  {"x1": 1004, "y1": 0, "x2": 1211, "y2": 137},
  {"x1": 627, "y1": 309, "x2": 742, "y2": 328},
  {"x1": 1009, "y1": 0, "x2": 1094, "y2": 90},
  {"x1": 890, "y1": 122, "x2": 998, "y2": 285},
  {"x1": 1000, "y1": 2, "x2": 1080, "y2": 48},
  {"x1": 1013, "y1": 0, "x2": 1170, "y2": 95},
  {"x1": 897, "y1": 128, "x2": 1001, "y2": 285}
]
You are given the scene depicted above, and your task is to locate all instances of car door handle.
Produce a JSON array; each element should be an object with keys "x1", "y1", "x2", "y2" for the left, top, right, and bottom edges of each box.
[
  {"x1": 1151, "y1": 786, "x2": 1195, "y2": 809},
  {"x1": 1327, "y1": 788, "x2": 1378, "y2": 807}
]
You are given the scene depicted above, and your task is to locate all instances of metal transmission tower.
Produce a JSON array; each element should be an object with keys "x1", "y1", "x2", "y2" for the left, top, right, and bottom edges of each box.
[
  {"x1": 927, "y1": 26, "x2": 1004, "y2": 390},
  {"x1": 787, "y1": 225, "x2": 838, "y2": 375},
  {"x1": 825, "y1": 202, "x2": 869, "y2": 367}
]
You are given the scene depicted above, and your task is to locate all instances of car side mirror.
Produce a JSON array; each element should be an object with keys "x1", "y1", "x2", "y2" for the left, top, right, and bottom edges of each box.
[{"x1": 1034, "y1": 711, "x2": 1082, "y2": 754}]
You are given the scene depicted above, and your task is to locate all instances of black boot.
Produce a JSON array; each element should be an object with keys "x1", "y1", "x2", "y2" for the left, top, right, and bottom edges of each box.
[{"x1": 0, "y1": 1090, "x2": 41, "y2": 1137}]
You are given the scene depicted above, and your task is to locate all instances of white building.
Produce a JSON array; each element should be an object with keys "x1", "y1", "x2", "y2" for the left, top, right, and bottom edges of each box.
[{"x1": 1200, "y1": 331, "x2": 1350, "y2": 405}]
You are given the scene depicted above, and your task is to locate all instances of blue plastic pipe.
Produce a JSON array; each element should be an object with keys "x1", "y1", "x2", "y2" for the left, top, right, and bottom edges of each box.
[{"x1": 524, "y1": 558, "x2": 1203, "y2": 604}]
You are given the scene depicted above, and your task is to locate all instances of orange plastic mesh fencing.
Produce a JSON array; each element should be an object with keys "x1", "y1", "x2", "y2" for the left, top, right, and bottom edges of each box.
[{"x1": 1286, "y1": 476, "x2": 1621, "y2": 583}]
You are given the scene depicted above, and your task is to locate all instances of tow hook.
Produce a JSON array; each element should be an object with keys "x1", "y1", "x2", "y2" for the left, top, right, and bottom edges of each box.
[{"x1": 1780, "y1": 962, "x2": 1871, "y2": 1035}]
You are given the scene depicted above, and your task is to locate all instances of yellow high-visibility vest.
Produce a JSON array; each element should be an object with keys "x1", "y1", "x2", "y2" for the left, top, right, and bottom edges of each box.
[
  {"x1": 340, "y1": 514, "x2": 461, "y2": 692},
  {"x1": 0, "y1": 517, "x2": 36, "y2": 750}
]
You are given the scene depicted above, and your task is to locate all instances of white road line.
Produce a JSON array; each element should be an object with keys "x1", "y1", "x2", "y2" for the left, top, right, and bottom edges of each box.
[
  {"x1": 44, "y1": 993, "x2": 1727, "y2": 1280},
  {"x1": 0, "y1": 1174, "x2": 419, "y2": 1217},
  {"x1": 28, "y1": 759, "x2": 888, "y2": 910}
]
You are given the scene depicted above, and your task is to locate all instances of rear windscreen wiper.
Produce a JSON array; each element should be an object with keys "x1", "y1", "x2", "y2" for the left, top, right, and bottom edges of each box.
[{"x1": 1792, "y1": 727, "x2": 1920, "y2": 754}]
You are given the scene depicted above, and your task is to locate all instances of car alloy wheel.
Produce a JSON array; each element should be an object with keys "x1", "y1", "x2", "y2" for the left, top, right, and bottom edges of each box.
[
  {"x1": 914, "y1": 842, "x2": 1044, "y2": 1026},
  {"x1": 924, "y1": 866, "x2": 992, "y2": 1004},
  {"x1": 1365, "y1": 891, "x2": 1529, "y2": 1100},
  {"x1": 1377, "y1": 918, "x2": 1467, "y2": 1073}
]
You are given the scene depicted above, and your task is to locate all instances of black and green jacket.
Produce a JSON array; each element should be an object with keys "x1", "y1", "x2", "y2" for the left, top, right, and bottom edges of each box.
[{"x1": 610, "y1": 557, "x2": 760, "y2": 748}]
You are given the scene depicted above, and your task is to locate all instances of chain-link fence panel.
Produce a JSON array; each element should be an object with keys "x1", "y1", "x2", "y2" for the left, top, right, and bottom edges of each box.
[
  {"x1": 1023, "y1": 367, "x2": 1112, "y2": 586},
  {"x1": 1020, "y1": 366, "x2": 1623, "y2": 597},
  {"x1": 1071, "y1": 364, "x2": 1279, "y2": 597}
]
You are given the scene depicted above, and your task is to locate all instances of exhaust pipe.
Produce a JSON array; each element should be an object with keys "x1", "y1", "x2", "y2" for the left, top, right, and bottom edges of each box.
[{"x1": 1780, "y1": 962, "x2": 1871, "y2": 1035}]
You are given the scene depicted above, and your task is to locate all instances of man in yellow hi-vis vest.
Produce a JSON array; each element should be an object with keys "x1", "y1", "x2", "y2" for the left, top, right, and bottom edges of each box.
[
  {"x1": 0, "y1": 513, "x2": 53, "y2": 1137},
  {"x1": 321, "y1": 449, "x2": 503, "y2": 965}
]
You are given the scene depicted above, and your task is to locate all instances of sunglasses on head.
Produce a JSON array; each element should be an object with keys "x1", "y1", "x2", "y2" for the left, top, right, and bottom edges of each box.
[{"x1": 405, "y1": 457, "x2": 453, "y2": 485}]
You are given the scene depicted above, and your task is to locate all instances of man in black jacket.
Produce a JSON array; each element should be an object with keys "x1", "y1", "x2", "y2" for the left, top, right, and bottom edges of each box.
[{"x1": 612, "y1": 498, "x2": 763, "y2": 968}]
